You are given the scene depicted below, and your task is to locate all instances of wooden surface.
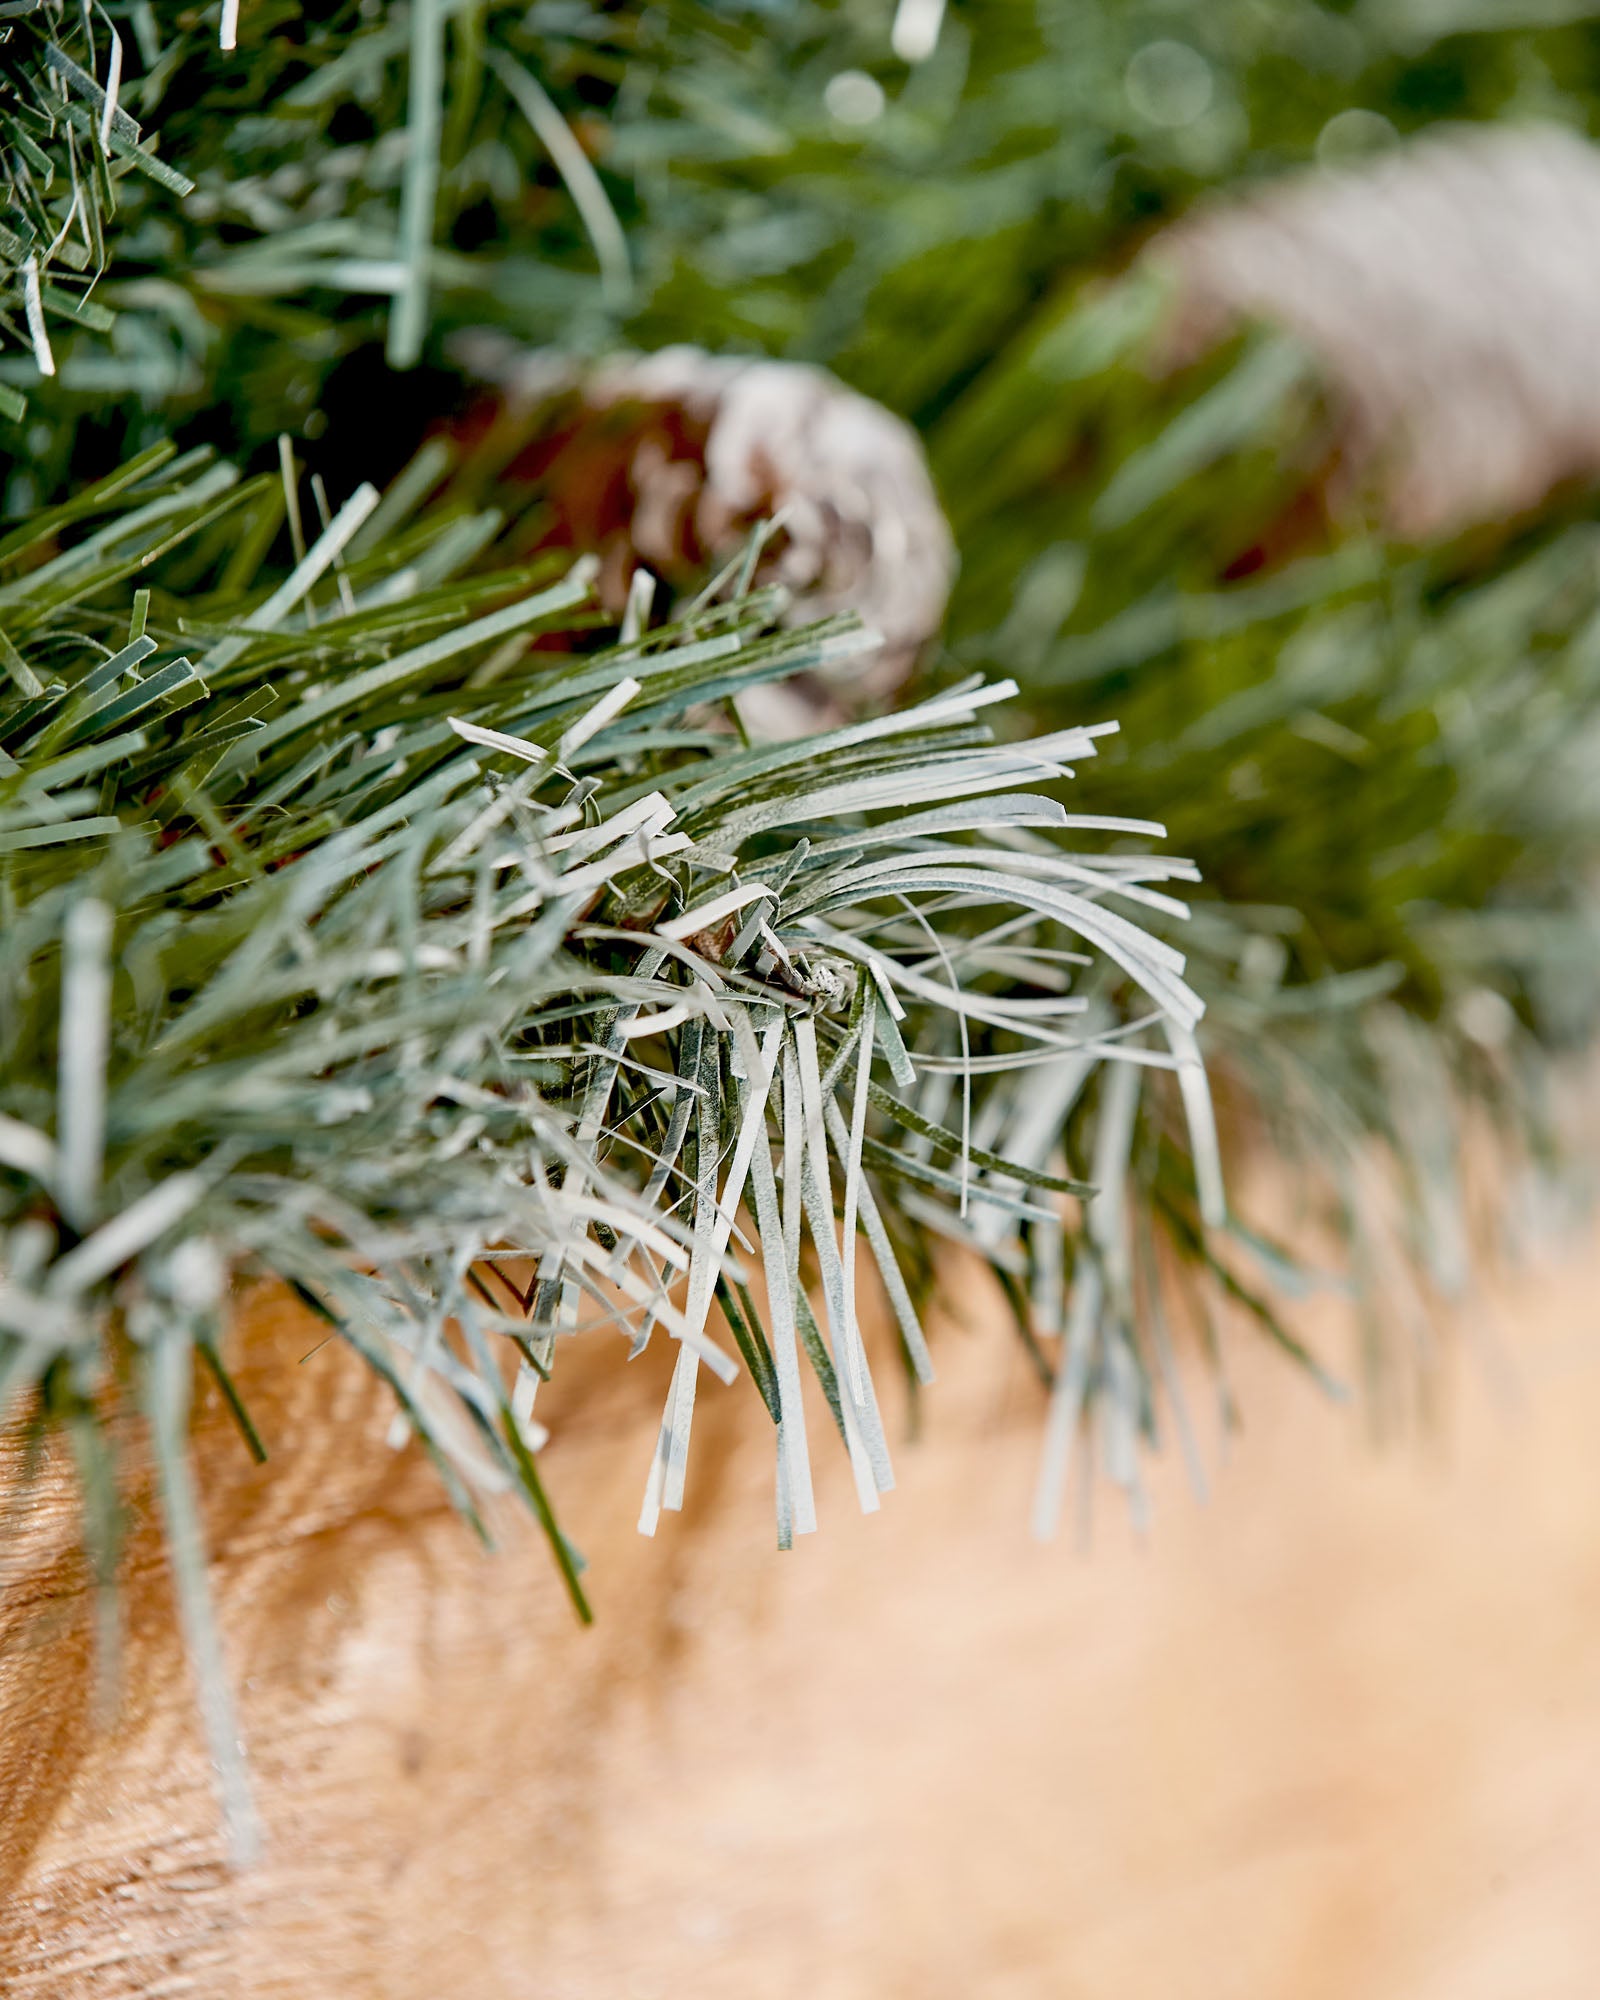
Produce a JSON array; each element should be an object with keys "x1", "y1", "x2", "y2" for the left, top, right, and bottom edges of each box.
[{"x1": 5, "y1": 1233, "x2": 1600, "y2": 1998}]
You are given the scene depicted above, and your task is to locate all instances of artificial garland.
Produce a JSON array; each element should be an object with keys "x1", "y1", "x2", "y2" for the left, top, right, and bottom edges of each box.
[{"x1": 8, "y1": 0, "x2": 1600, "y2": 1848}]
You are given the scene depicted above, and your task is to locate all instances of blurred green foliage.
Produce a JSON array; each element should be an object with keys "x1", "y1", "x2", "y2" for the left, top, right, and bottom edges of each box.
[{"x1": 11, "y1": 1, "x2": 1600, "y2": 458}]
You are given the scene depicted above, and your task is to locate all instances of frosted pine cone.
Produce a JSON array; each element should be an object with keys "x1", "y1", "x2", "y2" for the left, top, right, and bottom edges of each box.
[
  {"x1": 1151, "y1": 123, "x2": 1600, "y2": 540},
  {"x1": 448, "y1": 338, "x2": 955, "y2": 723}
]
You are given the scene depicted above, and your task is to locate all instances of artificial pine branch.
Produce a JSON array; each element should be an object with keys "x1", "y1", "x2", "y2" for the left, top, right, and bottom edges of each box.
[
  {"x1": 0, "y1": 435, "x2": 1216, "y2": 1846},
  {"x1": 9, "y1": 0, "x2": 1600, "y2": 1850}
]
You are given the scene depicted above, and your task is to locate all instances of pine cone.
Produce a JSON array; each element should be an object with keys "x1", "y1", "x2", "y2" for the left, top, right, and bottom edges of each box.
[
  {"x1": 1151, "y1": 123, "x2": 1600, "y2": 539},
  {"x1": 447, "y1": 338, "x2": 955, "y2": 725}
]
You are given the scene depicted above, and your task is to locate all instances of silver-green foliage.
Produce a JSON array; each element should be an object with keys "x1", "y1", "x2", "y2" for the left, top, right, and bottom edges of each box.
[{"x1": 0, "y1": 437, "x2": 1216, "y2": 1851}]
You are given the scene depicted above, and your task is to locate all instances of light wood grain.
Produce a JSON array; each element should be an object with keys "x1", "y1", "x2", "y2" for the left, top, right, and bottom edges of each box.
[{"x1": 5, "y1": 1228, "x2": 1600, "y2": 1997}]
